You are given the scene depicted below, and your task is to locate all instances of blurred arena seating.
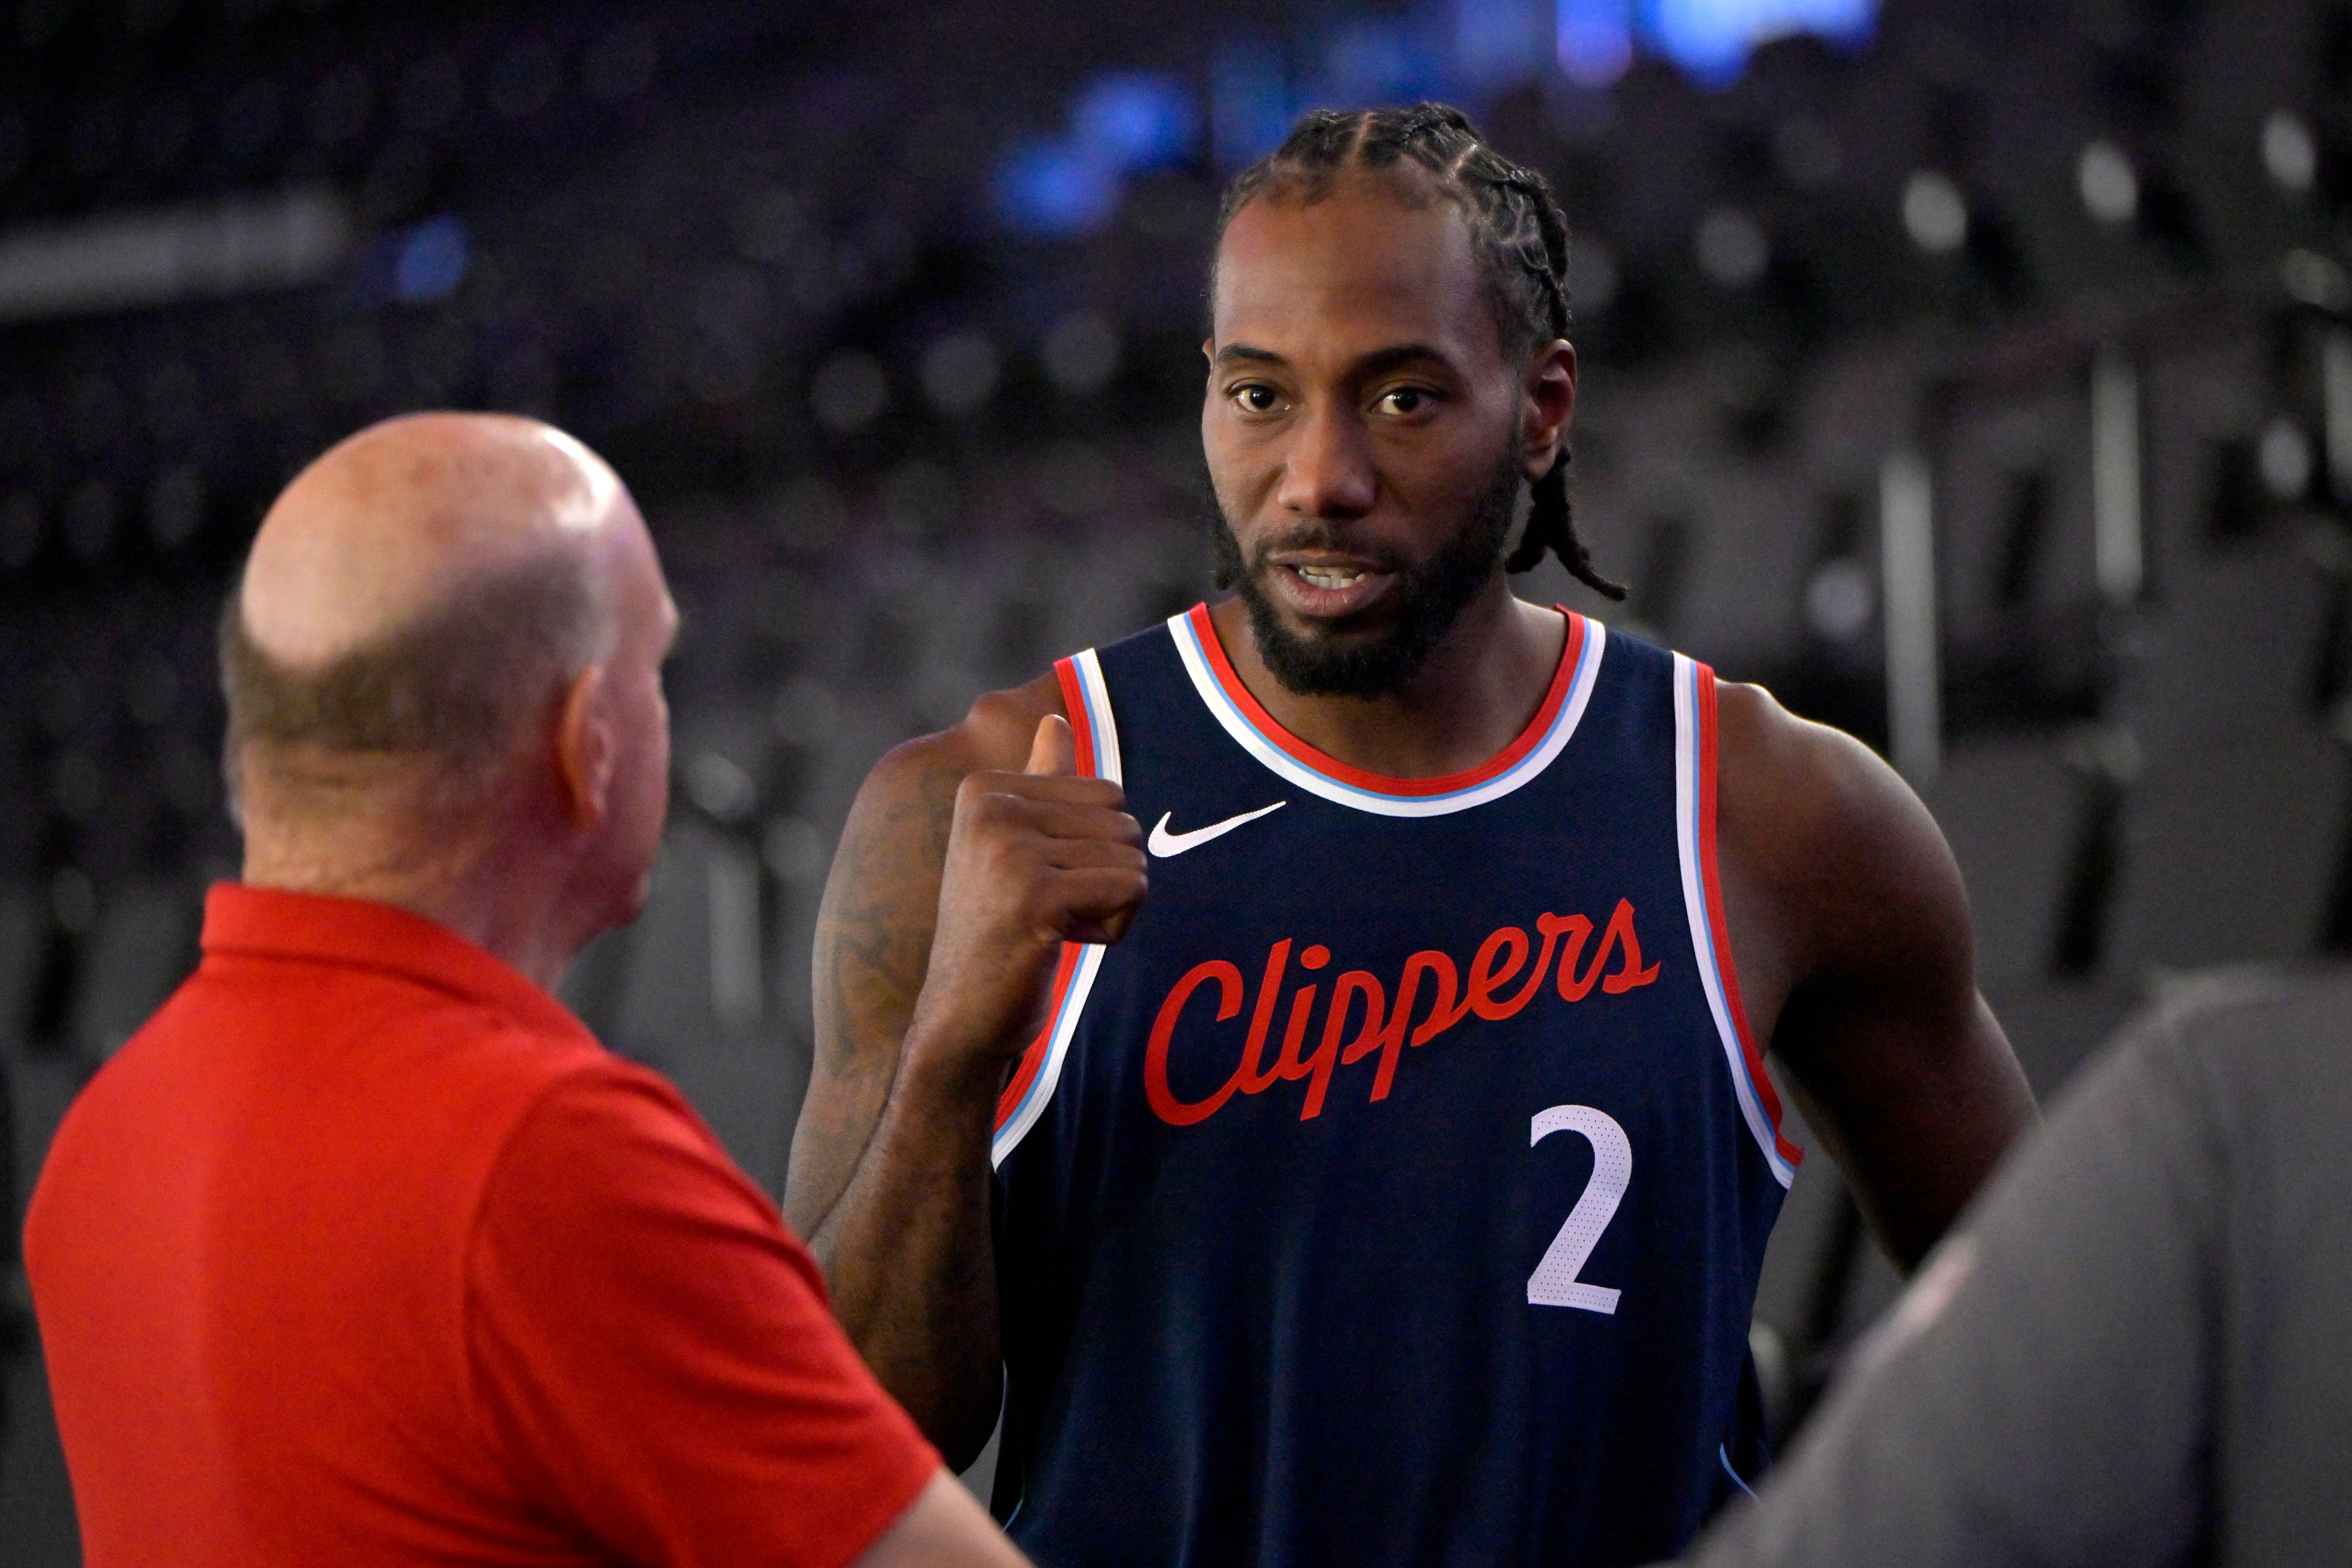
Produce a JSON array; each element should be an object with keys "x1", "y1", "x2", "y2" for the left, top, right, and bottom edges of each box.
[{"x1": 11, "y1": 0, "x2": 2352, "y2": 1554}]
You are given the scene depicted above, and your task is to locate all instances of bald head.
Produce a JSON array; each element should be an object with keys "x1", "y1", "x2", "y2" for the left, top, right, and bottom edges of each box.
[
  {"x1": 241, "y1": 412, "x2": 632, "y2": 668},
  {"x1": 224, "y1": 414, "x2": 676, "y2": 977},
  {"x1": 223, "y1": 414, "x2": 666, "y2": 828}
]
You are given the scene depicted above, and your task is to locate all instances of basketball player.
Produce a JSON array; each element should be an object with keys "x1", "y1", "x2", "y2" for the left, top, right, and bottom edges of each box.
[{"x1": 785, "y1": 106, "x2": 2038, "y2": 1567}]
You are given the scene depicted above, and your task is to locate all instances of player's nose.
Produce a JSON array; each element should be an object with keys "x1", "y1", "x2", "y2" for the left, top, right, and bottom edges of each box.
[{"x1": 1274, "y1": 402, "x2": 1377, "y2": 521}]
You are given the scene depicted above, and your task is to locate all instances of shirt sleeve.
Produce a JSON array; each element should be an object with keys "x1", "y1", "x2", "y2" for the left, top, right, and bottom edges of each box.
[
  {"x1": 465, "y1": 1061, "x2": 940, "y2": 1568},
  {"x1": 1674, "y1": 1013, "x2": 2220, "y2": 1568}
]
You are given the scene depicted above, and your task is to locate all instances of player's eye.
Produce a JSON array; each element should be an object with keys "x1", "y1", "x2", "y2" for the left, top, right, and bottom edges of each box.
[
  {"x1": 1232, "y1": 383, "x2": 1281, "y2": 414},
  {"x1": 1376, "y1": 386, "x2": 1435, "y2": 416}
]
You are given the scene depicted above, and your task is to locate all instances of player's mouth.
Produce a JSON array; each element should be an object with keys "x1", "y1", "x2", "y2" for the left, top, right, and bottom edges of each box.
[{"x1": 1266, "y1": 555, "x2": 1399, "y2": 620}]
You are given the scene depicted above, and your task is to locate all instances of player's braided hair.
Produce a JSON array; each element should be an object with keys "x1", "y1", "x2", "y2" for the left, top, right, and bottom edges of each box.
[{"x1": 1215, "y1": 103, "x2": 1625, "y2": 599}]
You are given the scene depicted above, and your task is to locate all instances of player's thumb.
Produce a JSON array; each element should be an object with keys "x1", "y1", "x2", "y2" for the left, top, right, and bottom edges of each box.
[{"x1": 1025, "y1": 714, "x2": 1077, "y2": 777}]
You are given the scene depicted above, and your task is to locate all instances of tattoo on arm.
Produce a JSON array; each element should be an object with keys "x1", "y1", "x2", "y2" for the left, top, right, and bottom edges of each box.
[{"x1": 787, "y1": 757, "x2": 960, "y2": 1245}]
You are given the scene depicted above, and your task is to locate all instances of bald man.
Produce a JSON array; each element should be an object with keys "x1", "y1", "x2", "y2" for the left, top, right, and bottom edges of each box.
[{"x1": 25, "y1": 415, "x2": 1029, "y2": 1568}]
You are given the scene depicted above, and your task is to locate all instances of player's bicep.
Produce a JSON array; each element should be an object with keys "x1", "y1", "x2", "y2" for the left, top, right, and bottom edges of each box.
[
  {"x1": 1791, "y1": 721, "x2": 1976, "y2": 1019},
  {"x1": 1720, "y1": 686, "x2": 1979, "y2": 1057},
  {"x1": 1731, "y1": 698, "x2": 2035, "y2": 1265},
  {"x1": 786, "y1": 743, "x2": 960, "y2": 1240},
  {"x1": 784, "y1": 678, "x2": 1064, "y2": 1242},
  {"x1": 1782, "y1": 733, "x2": 2025, "y2": 1101}
]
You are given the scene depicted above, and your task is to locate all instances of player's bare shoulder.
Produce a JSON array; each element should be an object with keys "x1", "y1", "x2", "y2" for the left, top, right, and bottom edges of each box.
[
  {"x1": 867, "y1": 672, "x2": 1069, "y2": 827},
  {"x1": 1711, "y1": 679, "x2": 1972, "y2": 1009},
  {"x1": 1712, "y1": 681, "x2": 1920, "y2": 871}
]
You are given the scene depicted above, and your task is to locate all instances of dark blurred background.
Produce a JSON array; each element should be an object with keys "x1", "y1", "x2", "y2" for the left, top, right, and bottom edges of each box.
[{"x1": 3, "y1": 0, "x2": 2349, "y2": 1554}]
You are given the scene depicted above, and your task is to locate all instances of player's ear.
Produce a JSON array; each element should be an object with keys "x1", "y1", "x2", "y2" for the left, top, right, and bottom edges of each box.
[
  {"x1": 553, "y1": 664, "x2": 614, "y2": 830},
  {"x1": 1521, "y1": 338, "x2": 1577, "y2": 482}
]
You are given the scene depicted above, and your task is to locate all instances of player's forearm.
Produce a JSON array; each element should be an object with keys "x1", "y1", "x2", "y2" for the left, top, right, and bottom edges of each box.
[{"x1": 812, "y1": 1037, "x2": 1008, "y2": 1465}]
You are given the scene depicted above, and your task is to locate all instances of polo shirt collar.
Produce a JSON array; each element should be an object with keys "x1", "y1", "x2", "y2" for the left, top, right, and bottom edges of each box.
[{"x1": 200, "y1": 883, "x2": 595, "y2": 1044}]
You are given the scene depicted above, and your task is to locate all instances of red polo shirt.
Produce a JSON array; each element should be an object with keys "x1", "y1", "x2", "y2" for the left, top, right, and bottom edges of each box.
[{"x1": 25, "y1": 884, "x2": 938, "y2": 1567}]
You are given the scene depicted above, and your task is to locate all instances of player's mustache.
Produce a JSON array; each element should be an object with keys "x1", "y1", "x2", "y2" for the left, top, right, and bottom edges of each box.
[{"x1": 1244, "y1": 526, "x2": 1413, "y2": 578}]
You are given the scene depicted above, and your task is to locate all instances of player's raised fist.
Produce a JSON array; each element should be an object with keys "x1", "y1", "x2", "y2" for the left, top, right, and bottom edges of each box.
[{"x1": 909, "y1": 715, "x2": 1148, "y2": 1074}]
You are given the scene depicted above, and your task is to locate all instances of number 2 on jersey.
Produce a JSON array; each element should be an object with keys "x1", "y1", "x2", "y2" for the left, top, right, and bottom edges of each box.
[{"x1": 1527, "y1": 1105, "x2": 1630, "y2": 1313}]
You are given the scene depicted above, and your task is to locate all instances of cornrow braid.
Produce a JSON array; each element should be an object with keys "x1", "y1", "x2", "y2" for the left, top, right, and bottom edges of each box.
[{"x1": 1215, "y1": 103, "x2": 1626, "y2": 601}]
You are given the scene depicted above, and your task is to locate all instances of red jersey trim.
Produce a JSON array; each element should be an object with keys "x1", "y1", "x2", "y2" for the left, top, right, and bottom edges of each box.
[
  {"x1": 1055, "y1": 657, "x2": 1097, "y2": 783},
  {"x1": 1182, "y1": 602, "x2": 1586, "y2": 799},
  {"x1": 994, "y1": 656, "x2": 1102, "y2": 1135},
  {"x1": 995, "y1": 944, "x2": 1081, "y2": 1131},
  {"x1": 1695, "y1": 667, "x2": 1802, "y2": 1169}
]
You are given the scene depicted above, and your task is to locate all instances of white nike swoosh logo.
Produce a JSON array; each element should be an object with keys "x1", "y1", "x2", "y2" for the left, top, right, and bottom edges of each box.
[{"x1": 1147, "y1": 801, "x2": 1288, "y2": 857}]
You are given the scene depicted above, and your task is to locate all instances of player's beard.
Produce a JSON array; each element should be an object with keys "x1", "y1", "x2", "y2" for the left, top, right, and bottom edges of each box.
[{"x1": 1207, "y1": 439, "x2": 1522, "y2": 700}]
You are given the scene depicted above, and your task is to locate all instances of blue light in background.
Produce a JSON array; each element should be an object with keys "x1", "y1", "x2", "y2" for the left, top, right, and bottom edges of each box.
[
  {"x1": 995, "y1": 138, "x2": 1123, "y2": 237},
  {"x1": 1456, "y1": 0, "x2": 1552, "y2": 87},
  {"x1": 1559, "y1": 0, "x2": 1636, "y2": 87},
  {"x1": 1000, "y1": 71, "x2": 1205, "y2": 235},
  {"x1": 1000, "y1": 0, "x2": 1879, "y2": 235},
  {"x1": 1073, "y1": 73, "x2": 1199, "y2": 172},
  {"x1": 1212, "y1": 42, "x2": 1293, "y2": 172},
  {"x1": 1639, "y1": 0, "x2": 1876, "y2": 86},
  {"x1": 1318, "y1": 20, "x2": 1439, "y2": 108},
  {"x1": 394, "y1": 216, "x2": 468, "y2": 303}
]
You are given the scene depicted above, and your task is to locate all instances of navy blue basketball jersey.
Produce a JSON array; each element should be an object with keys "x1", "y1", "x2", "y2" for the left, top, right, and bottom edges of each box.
[{"x1": 988, "y1": 604, "x2": 1800, "y2": 1568}]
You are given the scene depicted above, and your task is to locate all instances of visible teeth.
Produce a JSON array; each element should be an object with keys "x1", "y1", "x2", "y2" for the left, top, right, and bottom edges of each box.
[{"x1": 1297, "y1": 566, "x2": 1366, "y2": 589}]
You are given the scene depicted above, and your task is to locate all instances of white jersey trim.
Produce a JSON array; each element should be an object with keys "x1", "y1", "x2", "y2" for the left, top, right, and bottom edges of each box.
[
  {"x1": 1672, "y1": 654, "x2": 1798, "y2": 1189},
  {"x1": 992, "y1": 648, "x2": 1120, "y2": 1168},
  {"x1": 1167, "y1": 609, "x2": 1606, "y2": 818}
]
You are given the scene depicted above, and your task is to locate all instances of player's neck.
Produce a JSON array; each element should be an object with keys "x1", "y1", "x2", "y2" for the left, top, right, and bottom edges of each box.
[{"x1": 1211, "y1": 583, "x2": 1565, "y2": 781}]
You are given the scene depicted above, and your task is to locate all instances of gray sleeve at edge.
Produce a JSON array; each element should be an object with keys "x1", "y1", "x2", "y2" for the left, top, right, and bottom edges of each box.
[{"x1": 1675, "y1": 1020, "x2": 2218, "y2": 1568}]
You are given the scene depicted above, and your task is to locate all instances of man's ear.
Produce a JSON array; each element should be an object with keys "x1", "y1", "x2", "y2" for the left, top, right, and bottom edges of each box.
[
  {"x1": 1521, "y1": 337, "x2": 1578, "y2": 482},
  {"x1": 553, "y1": 664, "x2": 613, "y2": 830}
]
